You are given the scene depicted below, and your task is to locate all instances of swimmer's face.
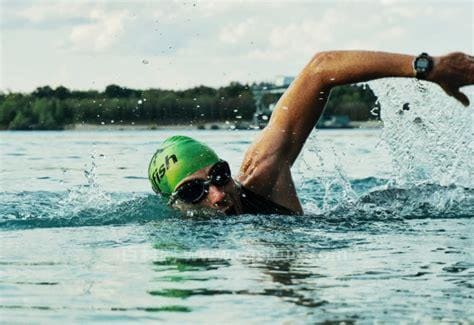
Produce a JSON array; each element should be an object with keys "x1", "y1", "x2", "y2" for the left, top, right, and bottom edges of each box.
[{"x1": 169, "y1": 163, "x2": 243, "y2": 216}]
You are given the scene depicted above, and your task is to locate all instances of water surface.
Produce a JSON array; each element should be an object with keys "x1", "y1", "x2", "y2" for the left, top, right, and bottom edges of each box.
[{"x1": 1, "y1": 80, "x2": 473, "y2": 323}]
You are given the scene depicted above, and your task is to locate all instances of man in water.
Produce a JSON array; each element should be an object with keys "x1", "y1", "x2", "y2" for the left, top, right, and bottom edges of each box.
[{"x1": 148, "y1": 51, "x2": 474, "y2": 216}]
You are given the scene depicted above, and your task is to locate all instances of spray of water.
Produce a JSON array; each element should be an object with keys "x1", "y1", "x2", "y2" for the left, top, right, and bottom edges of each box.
[
  {"x1": 56, "y1": 153, "x2": 113, "y2": 217},
  {"x1": 372, "y1": 79, "x2": 473, "y2": 187},
  {"x1": 0, "y1": 153, "x2": 170, "y2": 229},
  {"x1": 299, "y1": 79, "x2": 473, "y2": 220}
]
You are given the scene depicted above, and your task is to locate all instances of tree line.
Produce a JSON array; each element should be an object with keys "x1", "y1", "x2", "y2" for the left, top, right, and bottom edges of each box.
[{"x1": 0, "y1": 82, "x2": 379, "y2": 130}]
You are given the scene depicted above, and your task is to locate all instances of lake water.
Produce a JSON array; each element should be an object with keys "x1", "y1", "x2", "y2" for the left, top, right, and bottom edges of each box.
[{"x1": 1, "y1": 80, "x2": 473, "y2": 323}]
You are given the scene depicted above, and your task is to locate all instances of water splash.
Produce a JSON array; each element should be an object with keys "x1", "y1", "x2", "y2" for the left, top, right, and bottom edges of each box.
[
  {"x1": 370, "y1": 79, "x2": 473, "y2": 187},
  {"x1": 298, "y1": 131, "x2": 360, "y2": 214},
  {"x1": 0, "y1": 192, "x2": 170, "y2": 230},
  {"x1": 0, "y1": 154, "x2": 173, "y2": 230},
  {"x1": 56, "y1": 153, "x2": 113, "y2": 218},
  {"x1": 299, "y1": 79, "x2": 473, "y2": 220}
]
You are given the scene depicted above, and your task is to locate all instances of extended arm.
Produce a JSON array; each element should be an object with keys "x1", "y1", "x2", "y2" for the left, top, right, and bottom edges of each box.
[
  {"x1": 261, "y1": 51, "x2": 418, "y2": 166},
  {"x1": 239, "y1": 51, "x2": 473, "y2": 205}
]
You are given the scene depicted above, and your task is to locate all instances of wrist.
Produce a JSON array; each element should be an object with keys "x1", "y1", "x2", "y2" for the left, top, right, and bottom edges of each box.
[
  {"x1": 425, "y1": 56, "x2": 440, "y2": 82},
  {"x1": 413, "y1": 52, "x2": 434, "y2": 79}
]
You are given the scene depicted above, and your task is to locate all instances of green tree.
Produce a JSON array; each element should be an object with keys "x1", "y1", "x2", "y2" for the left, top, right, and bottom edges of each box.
[
  {"x1": 9, "y1": 111, "x2": 33, "y2": 130},
  {"x1": 105, "y1": 84, "x2": 140, "y2": 98},
  {"x1": 32, "y1": 86, "x2": 54, "y2": 98},
  {"x1": 31, "y1": 98, "x2": 62, "y2": 129},
  {"x1": 0, "y1": 94, "x2": 28, "y2": 126},
  {"x1": 54, "y1": 86, "x2": 71, "y2": 100}
]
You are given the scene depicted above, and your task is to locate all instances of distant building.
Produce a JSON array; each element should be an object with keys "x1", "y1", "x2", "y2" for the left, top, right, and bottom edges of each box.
[
  {"x1": 251, "y1": 76, "x2": 295, "y2": 128},
  {"x1": 274, "y1": 76, "x2": 295, "y2": 87}
]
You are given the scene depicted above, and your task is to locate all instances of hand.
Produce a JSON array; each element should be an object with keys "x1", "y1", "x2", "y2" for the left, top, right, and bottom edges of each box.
[{"x1": 429, "y1": 52, "x2": 474, "y2": 107}]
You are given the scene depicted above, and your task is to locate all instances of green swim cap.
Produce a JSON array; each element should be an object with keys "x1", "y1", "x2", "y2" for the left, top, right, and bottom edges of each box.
[{"x1": 148, "y1": 135, "x2": 220, "y2": 195}]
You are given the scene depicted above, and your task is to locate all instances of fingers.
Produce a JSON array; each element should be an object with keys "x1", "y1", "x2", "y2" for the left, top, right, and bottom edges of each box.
[
  {"x1": 453, "y1": 89, "x2": 470, "y2": 107},
  {"x1": 440, "y1": 84, "x2": 470, "y2": 107}
]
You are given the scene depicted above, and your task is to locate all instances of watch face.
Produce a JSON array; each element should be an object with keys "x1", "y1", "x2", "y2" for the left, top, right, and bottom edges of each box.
[
  {"x1": 417, "y1": 58, "x2": 429, "y2": 69},
  {"x1": 414, "y1": 53, "x2": 433, "y2": 78}
]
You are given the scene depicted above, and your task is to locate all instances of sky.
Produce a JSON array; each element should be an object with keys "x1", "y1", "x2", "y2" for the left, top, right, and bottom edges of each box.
[{"x1": 0, "y1": 0, "x2": 472, "y2": 92}]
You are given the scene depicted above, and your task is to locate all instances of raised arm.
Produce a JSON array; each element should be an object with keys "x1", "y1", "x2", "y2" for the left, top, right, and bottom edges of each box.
[
  {"x1": 261, "y1": 51, "x2": 472, "y2": 166},
  {"x1": 239, "y1": 51, "x2": 473, "y2": 202}
]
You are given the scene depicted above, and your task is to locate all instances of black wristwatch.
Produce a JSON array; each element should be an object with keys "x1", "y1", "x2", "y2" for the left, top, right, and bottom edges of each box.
[{"x1": 413, "y1": 52, "x2": 434, "y2": 79}]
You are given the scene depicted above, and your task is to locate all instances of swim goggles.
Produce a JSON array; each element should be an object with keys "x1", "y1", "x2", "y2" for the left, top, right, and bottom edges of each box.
[{"x1": 169, "y1": 160, "x2": 232, "y2": 204}]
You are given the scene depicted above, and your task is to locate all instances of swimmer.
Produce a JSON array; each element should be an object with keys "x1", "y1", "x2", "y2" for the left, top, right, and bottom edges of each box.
[{"x1": 148, "y1": 51, "x2": 474, "y2": 215}]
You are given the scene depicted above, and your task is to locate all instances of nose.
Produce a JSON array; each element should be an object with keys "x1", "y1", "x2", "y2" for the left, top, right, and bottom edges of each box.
[{"x1": 206, "y1": 185, "x2": 226, "y2": 206}]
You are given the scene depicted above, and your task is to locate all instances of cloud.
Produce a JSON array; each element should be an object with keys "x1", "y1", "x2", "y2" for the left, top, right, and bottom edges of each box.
[
  {"x1": 1, "y1": 0, "x2": 472, "y2": 92},
  {"x1": 18, "y1": 2, "x2": 91, "y2": 23},
  {"x1": 1, "y1": 1, "x2": 93, "y2": 29},
  {"x1": 68, "y1": 9, "x2": 130, "y2": 52},
  {"x1": 245, "y1": 8, "x2": 346, "y2": 62},
  {"x1": 219, "y1": 19, "x2": 256, "y2": 44}
]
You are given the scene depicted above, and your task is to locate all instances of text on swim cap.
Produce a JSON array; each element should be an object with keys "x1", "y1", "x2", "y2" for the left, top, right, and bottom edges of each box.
[{"x1": 153, "y1": 154, "x2": 178, "y2": 186}]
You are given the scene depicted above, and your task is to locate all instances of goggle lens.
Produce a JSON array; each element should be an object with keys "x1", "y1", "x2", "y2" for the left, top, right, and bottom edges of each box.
[
  {"x1": 173, "y1": 161, "x2": 231, "y2": 204},
  {"x1": 209, "y1": 161, "x2": 231, "y2": 186},
  {"x1": 176, "y1": 179, "x2": 207, "y2": 203}
]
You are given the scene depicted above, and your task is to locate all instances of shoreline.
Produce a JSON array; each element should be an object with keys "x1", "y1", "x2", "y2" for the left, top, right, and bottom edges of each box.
[
  {"x1": 66, "y1": 120, "x2": 383, "y2": 131},
  {"x1": 0, "y1": 120, "x2": 383, "y2": 131},
  {"x1": 67, "y1": 122, "x2": 241, "y2": 131}
]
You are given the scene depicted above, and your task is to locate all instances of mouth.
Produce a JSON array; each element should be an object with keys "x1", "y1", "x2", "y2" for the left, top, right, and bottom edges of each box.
[{"x1": 215, "y1": 195, "x2": 236, "y2": 215}]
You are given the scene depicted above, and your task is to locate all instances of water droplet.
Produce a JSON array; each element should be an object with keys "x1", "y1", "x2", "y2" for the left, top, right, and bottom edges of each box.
[
  {"x1": 413, "y1": 117, "x2": 422, "y2": 124},
  {"x1": 137, "y1": 99, "x2": 143, "y2": 104},
  {"x1": 101, "y1": 121, "x2": 105, "y2": 125}
]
